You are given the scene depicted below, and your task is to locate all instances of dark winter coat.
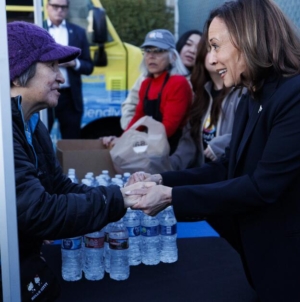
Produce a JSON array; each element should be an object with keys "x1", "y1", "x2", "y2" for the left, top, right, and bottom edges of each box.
[
  {"x1": 11, "y1": 96, "x2": 125, "y2": 260},
  {"x1": 162, "y1": 73, "x2": 300, "y2": 302}
]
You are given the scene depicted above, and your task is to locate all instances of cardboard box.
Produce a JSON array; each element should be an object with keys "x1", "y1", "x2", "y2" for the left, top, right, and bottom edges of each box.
[{"x1": 56, "y1": 139, "x2": 116, "y2": 181}]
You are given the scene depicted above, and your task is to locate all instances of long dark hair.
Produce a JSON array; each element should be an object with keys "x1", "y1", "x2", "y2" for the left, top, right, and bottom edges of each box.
[
  {"x1": 206, "y1": 0, "x2": 300, "y2": 95},
  {"x1": 176, "y1": 29, "x2": 202, "y2": 72},
  {"x1": 189, "y1": 31, "x2": 228, "y2": 145}
]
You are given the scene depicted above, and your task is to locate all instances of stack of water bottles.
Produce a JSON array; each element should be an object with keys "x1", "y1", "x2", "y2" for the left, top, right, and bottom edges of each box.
[
  {"x1": 102, "y1": 171, "x2": 132, "y2": 280},
  {"x1": 140, "y1": 211, "x2": 160, "y2": 265},
  {"x1": 66, "y1": 168, "x2": 130, "y2": 188},
  {"x1": 108, "y1": 219, "x2": 129, "y2": 280},
  {"x1": 61, "y1": 169, "x2": 132, "y2": 281},
  {"x1": 61, "y1": 168, "x2": 82, "y2": 281},
  {"x1": 61, "y1": 168, "x2": 178, "y2": 282},
  {"x1": 159, "y1": 206, "x2": 178, "y2": 263},
  {"x1": 83, "y1": 229, "x2": 105, "y2": 280},
  {"x1": 123, "y1": 208, "x2": 142, "y2": 266},
  {"x1": 126, "y1": 206, "x2": 178, "y2": 266},
  {"x1": 61, "y1": 236, "x2": 82, "y2": 281}
]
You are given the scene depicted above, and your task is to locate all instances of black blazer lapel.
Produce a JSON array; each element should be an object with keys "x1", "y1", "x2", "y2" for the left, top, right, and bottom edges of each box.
[
  {"x1": 228, "y1": 94, "x2": 250, "y2": 177},
  {"x1": 235, "y1": 99, "x2": 261, "y2": 163},
  {"x1": 229, "y1": 75, "x2": 280, "y2": 177}
]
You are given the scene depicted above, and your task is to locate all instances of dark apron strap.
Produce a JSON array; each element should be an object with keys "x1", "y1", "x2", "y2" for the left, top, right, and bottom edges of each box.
[
  {"x1": 143, "y1": 73, "x2": 170, "y2": 122},
  {"x1": 143, "y1": 72, "x2": 181, "y2": 154}
]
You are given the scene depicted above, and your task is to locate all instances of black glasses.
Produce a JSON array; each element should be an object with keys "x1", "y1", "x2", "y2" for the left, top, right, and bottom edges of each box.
[
  {"x1": 48, "y1": 3, "x2": 69, "y2": 10},
  {"x1": 142, "y1": 48, "x2": 168, "y2": 55}
]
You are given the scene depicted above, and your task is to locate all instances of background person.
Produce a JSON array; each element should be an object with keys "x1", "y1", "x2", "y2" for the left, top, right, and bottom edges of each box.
[
  {"x1": 126, "y1": 0, "x2": 300, "y2": 300},
  {"x1": 175, "y1": 29, "x2": 202, "y2": 74},
  {"x1": 170, "y1": 30, "x2": 247, "y2": 170},
  {"x1": 106, "y1": 29, "x2": 193, "y2": 155},
  {"x1": 120, "y1": 29, "x2": 201, "y2": 130},
  {"x1": 6, "y1": 21, "x2": 149, "y2": 301},
  {"x1": 44, "y1": 0, "x2": 94, "y2": 139}
]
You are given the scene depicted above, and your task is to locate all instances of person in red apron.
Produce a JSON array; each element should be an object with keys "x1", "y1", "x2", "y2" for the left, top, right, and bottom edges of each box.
[{"x1": 126, "y1": 29, "x2": 193, "y2": 154}]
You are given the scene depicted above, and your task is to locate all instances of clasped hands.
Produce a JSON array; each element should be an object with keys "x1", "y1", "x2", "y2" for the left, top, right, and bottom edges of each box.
[{"x1": 120, "y1": 172, "x2": 172, "y2": 216}]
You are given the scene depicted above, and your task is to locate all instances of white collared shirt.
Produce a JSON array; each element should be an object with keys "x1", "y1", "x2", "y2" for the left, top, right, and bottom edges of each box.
[{"x1": 47, "y1": 19, "x2": 80, "y2": 88}]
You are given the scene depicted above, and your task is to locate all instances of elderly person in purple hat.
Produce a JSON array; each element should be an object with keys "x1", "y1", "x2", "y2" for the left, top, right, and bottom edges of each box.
[{"x1": 7, "y1": 21, "x2": 151, "y2": 301}]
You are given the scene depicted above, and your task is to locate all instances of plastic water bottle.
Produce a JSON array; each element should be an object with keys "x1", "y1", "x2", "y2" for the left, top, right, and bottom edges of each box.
[
  {"x1": 115, "y1": 174, "x2": 123, "y2": 181},
  {"x1": 111, "y1": 177, "x2": 123, "y2": 187},
  {"x1": 123, "y1": 208, "x2": 141, "y2": 266},
  {"x1": 104, "y1": 223, "x2": 113, "y2": 273},
  {"x1": 102, "y1": 170, "x2": 111, "y2": 185},
  {"x1": 85, "y1": 172, "x2": 97, "y2": 187},
  {"x1": 115, "y1": 174, "x2": 124, "y2": 186},
  {"x1": 67, "y1": 168, "x2": 78, "y2": 184},
  {"x1": 159, "y1": 206, "x2": 178, "y2": 263},
  {"x1": 140, "y1": 213, "x2": 160, "y2": 265},
  {"x1": 109, "y1": 220, "x2": 129, "y2": 280},
  {"x1": 123, "y1": 172, "x2": 131, "y2": 185},
  {"x1": 81, "y1": 178, "x2": 92, "y2": 186},
  {"x1": 96, "y1": 175, "x2": 108, "y2": 186},
  {"x1": 83, "y1": 229, "x2": 105, "y2": 280},
  {"x1": 61, "y1": 237, "x2": 82, "y2": 281}
]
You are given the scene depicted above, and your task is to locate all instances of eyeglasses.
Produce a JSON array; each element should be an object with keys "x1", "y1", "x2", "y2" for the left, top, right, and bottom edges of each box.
[
  {"x1": 48, "y1": 3, "x2": 69, "y2": 11},
  {"x1": 142, "y1": 48, "x2": 168, "y2": 56}
]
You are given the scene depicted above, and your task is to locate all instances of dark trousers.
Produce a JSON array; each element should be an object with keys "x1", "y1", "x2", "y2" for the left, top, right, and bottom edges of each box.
[{"x1": 48, "y1": 88, "x2": 82, "y2": 139}]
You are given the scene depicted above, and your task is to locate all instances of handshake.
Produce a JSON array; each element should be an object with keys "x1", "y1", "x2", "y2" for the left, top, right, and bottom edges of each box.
[{"x1": 120, "y1": 172, "x2": 172, "y2": 216}]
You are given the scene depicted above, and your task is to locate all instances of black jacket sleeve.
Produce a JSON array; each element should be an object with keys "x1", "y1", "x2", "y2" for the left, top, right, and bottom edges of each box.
[{"x1": 14, "y1": 122, "x2": 125, "y2": 240}]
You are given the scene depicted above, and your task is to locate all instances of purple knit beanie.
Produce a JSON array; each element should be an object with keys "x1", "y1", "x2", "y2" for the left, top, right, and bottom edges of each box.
[{"x1": 7, "y1": 21, "x2": 81, "y2": 81}]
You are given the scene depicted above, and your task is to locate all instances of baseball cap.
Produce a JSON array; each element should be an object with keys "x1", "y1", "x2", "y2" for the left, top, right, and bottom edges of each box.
[{"x1": 141, "y1": 29, "x2": 175, "y2": 50}]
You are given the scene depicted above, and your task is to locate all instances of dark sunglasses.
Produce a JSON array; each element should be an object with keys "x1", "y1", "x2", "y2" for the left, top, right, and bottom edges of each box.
[{"x1": 48, "y1": 3, "x2": 69, "y2": 10}]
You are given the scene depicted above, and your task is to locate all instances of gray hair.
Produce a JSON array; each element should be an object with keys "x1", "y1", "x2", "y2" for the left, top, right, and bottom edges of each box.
[
  {"x1": 12, "y1": 63, "x2": 37, "y2": 87},
  {"x1": 140, "y1": 48, "x2": 189, "y2": 77}
]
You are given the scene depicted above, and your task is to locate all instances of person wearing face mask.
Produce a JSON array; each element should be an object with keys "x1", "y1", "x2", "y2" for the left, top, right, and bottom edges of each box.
[
  {"x1": 119, "y1": 29, "x2": 201, "y2": 131},
  {"x1": 126, "y1": 0, "x2": 300, "y2": 301}
]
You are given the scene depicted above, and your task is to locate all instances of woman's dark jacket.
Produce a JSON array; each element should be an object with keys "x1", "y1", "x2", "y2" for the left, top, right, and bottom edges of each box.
[
  {"x1": 11, "y1": 96, "x2": 125, "y2": 260},
  {"x1": 161, "y1": 73, "x2": 300, "y2": 302}
]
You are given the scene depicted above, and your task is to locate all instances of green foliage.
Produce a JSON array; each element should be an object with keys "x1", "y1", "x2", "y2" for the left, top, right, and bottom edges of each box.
[{"x1": 101, "y1": 0, "x2": 174, "y2": 46}]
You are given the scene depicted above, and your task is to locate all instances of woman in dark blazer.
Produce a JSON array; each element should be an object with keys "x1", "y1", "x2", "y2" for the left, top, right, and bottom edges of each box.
[{"x1": 126, "y1": 0, "x2": 300, "y2": 301}]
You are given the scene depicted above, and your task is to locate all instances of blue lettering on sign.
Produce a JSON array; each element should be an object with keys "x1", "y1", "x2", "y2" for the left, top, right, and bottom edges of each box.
[
  {"x1": 82, "y1": 103, "x2": 121, "y2": 126},
  {"x1": 81, "y1": 78, "x2": 127, "y2": 126}
]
